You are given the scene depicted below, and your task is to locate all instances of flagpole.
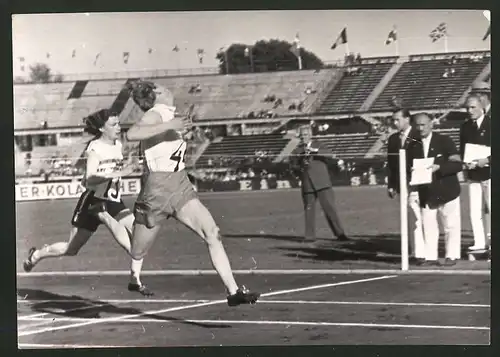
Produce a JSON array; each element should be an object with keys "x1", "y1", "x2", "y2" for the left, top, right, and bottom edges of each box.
[
  {"x1": 444, "y1": 33, "x2": 448, "y2": 53},
  {"x1": 395, "y1": 38, "x2": 399, "y2": 57},
  {"x1": 224, "y1": 49, "x2": 229, "y2": 75},
  {"x1": 297, "y1": 55, "x2": 303, "y2": 70},
  {"x1": 344, "y1": 26, "x2": 350, "y2": 57}
]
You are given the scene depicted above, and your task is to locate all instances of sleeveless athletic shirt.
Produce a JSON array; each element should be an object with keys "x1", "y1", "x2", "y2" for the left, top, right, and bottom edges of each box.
[
  {"x1": 140, "y1": 104, "x2": 187, "y2": 173},
  {"x1": 82, "y1": 139, "x2": 124, "y2": 202}
]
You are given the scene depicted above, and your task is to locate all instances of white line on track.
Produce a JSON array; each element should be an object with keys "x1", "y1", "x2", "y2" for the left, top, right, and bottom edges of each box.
[
  {"x1": 17, "y1": 299, "x2": 210, "y2": 304},
  {"x1": 17, "y1": 275, "x2": 395, "y2": 337},
  {"x1": 17, "y1": 299, "x2": 490, "y2": 308},
  {"x1": 18, "y1": 343, "x2": 124, "y2": 349},
  {"x1": 18, "y1": 318, "x2": 489, "y2": 330},
  {"x1": 16, "y1": 268, "x2": 491, "y2": 277}
]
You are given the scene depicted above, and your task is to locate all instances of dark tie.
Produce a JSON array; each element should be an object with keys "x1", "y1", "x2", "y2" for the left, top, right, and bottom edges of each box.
[{"x1": 472, "y1": 120, "x2": 478, "y2": 130}]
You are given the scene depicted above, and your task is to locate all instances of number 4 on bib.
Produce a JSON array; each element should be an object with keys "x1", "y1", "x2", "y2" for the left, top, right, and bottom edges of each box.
[{"x1": 170, "y1": 142, "x2": 187, "y2": 172}]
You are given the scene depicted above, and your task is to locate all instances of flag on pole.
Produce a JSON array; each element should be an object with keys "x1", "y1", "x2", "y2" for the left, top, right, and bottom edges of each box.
[
  {"x1": 148, "y1": 48, "x2": 153, "y2": 54},
  {"x1": 290, "y1": 33, "x2": 301, "y2": 57},
  {"x1": 72, "y1": 49, "x2": 76, "y2": 58},
  {"x1": 482, "y1": 10, "x2": 491, "y2": 41},
  {"x1": 385, "y1": 28, "x2": 397, "y2": 45},
  {"x1": 19, "y1": 57, "x2": 25, "y2": 72},
  {"x1": 123, "y1": 52, "x2": 130, "y2": 64},
  {"x1": 197, "y1": 48, "x2": 204, "y2": 64},
  {"x1": 93, "y1": 53, "x2": 101, "y2": 66},
  {"x1": 483, "y1": 25, "x2": 491, "y2": 41},
  {"x1": 331, "y1": 28, "x2": 347, "y2": 50},
  {"x1": 172, "y1": 45, "x2": 180, "y2": 52},
  {"x1": 429, "y1": 22, "x2": 447, "y2": 42},
  {"x1": 46, "y1": 53, "x2": 50, "y2": 59}
]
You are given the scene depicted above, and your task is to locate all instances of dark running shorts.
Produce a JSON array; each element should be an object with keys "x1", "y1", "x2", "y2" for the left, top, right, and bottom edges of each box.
[
  {"x1": 71, "y1": 190, "x2": 131, "y2": 232},
  {"x1": 134, "y1": 170, "x2": 198, "y2": 228}
]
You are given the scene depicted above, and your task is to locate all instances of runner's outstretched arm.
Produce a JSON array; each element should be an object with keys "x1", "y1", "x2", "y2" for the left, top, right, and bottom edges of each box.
[{"x1": 126, "y1": 110, "x2": 185, "y2": 141}]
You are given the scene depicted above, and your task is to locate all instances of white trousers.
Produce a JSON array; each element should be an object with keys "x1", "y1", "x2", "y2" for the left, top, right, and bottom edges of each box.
[
  {"x1": 421, "y1": 196, "x2": 461, "y2": 261},
  {"x1": 468, "y1": 179, "x2": 491, "y2": 249},
  {"x1": 408, "y1": 191, "x2": 425, "y2": 259}
]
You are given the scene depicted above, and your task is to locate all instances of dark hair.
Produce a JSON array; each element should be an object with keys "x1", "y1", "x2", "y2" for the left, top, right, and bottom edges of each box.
[
  {"x1": 392, "y1": 107, "x2": 411, "y2": 119},
  {"x1": 392, "y1": 107, "x2": 415, "y2": 125},
  {"x1": 126, "y1": 80, "x2": 157, "y2": 112},
  {"x1": 83, "y1": 109, "x2": 115, "y2": 137}
]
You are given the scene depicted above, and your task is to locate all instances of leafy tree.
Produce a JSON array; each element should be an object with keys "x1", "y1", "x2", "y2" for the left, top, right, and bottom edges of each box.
[
  {"x1": 216, "y1": 39, "x2": 324, "y2": 74},
  {"x1": 29, "y1": 63, "x2": 52, "y2": 83},
  {"x1": 53, "y1": 73, "x2": 64, "y2": 83}
]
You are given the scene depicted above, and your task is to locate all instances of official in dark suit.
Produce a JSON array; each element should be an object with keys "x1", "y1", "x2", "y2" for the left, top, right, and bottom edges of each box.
[
  {"x1": 408, "y1": 113, "x2": 463, "y2": 266},
  {"x1": 290, "y1": 129, "x2": 348, "y2": 242},
  {"x1": 386, "y1": 108, "x2": 425, "y2": 262},
  {"x1": 461, "y1": 93, "x2": 491, "y2": 251}
]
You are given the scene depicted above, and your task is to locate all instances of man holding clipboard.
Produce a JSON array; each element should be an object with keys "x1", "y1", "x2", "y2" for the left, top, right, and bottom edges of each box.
[
  {"x1": 408, "y1": 113, "x2": 463, "y2": 266},
  {"x1": 461, "y1": 92, "x2": 491, "y2": 253}
]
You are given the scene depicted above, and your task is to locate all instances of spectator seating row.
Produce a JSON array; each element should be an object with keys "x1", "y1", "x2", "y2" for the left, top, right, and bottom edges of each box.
[
  {"x1": 316, "y1": 63, "x2": 394, "y2": 114},
  {"x1": 370, "y1": 56, "x2": 490, "y2": 111},
  {"x1": 196, "y1": 133, "x2": 290, "y2": 168}
]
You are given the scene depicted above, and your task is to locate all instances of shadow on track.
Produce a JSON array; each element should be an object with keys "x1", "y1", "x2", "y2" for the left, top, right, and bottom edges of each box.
[{"x1": 17, "y1": 289, "x2": 231, "y2": 329}]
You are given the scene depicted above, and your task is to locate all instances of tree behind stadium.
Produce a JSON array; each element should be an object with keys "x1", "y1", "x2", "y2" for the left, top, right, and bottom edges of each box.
[
  {"x1": 28, "y1": 63, "x2": 64, "y2": 83},
  {"x1": 216, "y1": 39, "x2": 324, "y2": 74}
]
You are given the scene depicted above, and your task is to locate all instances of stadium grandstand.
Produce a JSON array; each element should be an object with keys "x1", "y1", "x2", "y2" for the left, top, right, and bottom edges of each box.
[{"x1": 14, "y1": 50, "x2": 490, "y2": 184}]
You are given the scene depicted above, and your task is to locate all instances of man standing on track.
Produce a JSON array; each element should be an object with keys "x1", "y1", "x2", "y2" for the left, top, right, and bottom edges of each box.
[
  {"x1": 290, "y1": 127, "x2": 349, "y2": 243},
  {"x1": 408, "y1": 113, "x2": 463, "y2": 266},
  {"x1": 386, "y1": 108, "x2": 425, "y2": 264},
  {"x1": 460, "y1": 92, "x2": 491, "y2": 254},
  {"x1": 125, "y1": 80, "x2": 260, "y2": 306}
]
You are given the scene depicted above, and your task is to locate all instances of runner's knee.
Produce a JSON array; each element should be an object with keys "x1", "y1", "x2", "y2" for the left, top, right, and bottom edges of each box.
[
  {"x1": 131, "y1": 249, "x2": 147, "y2": 260},
  {"x1": 63, "y1": 243, "x2": 79, "y2": 256},
  {"x1": 204, "y1": 224, "x2": 221, "y2": 244}
]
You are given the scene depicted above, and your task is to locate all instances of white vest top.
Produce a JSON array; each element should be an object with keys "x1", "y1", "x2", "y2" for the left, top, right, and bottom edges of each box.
[
  {"x1": 141, "y1": 104, "x2": 187, "y2": 173},
  {"x1": 83, "y1": 139, "x2": 124, "y2": 202}
]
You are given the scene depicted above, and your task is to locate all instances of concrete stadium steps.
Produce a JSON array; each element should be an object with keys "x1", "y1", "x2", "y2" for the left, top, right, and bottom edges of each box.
[
  {"x1": 67, "y1": 80, "x2": 88, "y2": 99},
  {"x1": 82, "y1": 79, "x2": 128, "y2": 96},
  {"x1": 436, "y1": 128, "x2": 460, "y2": 148},
  {"x1": 13, "y1": 82, "x2": 75, "y2": 98},
  {"x1": 45, "y1": 96, "x2": 116, "y2": 129},
  {"x1": 14, "y1": 95, "x2": 69, "y2": 131},
  {"x1": 371, "y1": 57, "x2": 490, "y2": 111},
  {"x1": 315, "y1": 63, "x2": 394, "y2": 115},
  {"x1": 148, "y1": 70, "x2": 334, "y2": 120},
  {"x1": 314, "y1": 133, "x2": 380, "y2": 159},
  {"x1": 195, "y1": 134, "x2": 290, "y2": 168}
]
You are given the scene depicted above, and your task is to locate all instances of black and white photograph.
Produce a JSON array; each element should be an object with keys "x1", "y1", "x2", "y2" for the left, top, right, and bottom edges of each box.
[{"x1": 13, "y1": 9, "x2": 491, "y2": 348}]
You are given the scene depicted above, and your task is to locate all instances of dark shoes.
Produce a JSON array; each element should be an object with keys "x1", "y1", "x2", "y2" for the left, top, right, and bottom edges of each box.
[
  {"x1": 23, "y1": 247, "x2": 37, "y2": 272},
  {"x1": 227, "y1": 286, "x2": 260, "y2": 307},
  {"x1": 337, "y1": 235, "x2": 350, "y2": 241},
  {"x1": 128, "y1": 283, "x2": 154, "y2": 297}
]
